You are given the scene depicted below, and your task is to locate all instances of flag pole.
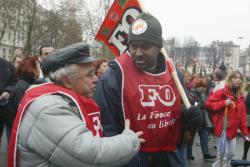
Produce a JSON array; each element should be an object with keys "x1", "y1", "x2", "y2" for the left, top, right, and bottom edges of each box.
[
  {"x1": 137, "y1": 0, "x2": 191, "y2": 109},
  {"x1": 161, "y1": 49, "x2": 191, "y2": 108}
]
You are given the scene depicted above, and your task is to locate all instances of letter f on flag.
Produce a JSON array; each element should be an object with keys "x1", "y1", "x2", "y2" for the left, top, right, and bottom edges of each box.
[{"x1": 95, "y1": 0, "x2": 142, "y2": 56}]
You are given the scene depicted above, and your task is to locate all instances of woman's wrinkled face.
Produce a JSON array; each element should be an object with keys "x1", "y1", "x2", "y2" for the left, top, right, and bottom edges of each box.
[
  {"x1": 67, "y1": 63, "x2": 98, "y2": 98},
  {"x1": 231, "y1": 73, "x2": 242, "y2": 88}
]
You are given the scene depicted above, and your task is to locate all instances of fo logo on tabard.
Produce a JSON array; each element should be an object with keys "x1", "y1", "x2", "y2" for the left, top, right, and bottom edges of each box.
[
  {"x1": 132, "y1": 19, "x2": 147, "y2": 35},
  {"x1": 139, "y1": 85, "x2": 176, "y2": 107}
]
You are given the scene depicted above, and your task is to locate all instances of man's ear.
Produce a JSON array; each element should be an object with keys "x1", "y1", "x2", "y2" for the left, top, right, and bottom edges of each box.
[{"x1": 61, "y1": 76, "x2": 72, "y2": 89}]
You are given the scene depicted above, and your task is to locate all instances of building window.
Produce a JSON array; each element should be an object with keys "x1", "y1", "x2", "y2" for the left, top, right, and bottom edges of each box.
[
  {"x1": 9, "y1": 49, "x2": 12, "y2": 56},
  {"x1": 18, "y1": 33, "x2": 21, "y2": 41},
  {"x1": 8, "y1": 32, "x2": 11, "y2": 40},
  {"x1": 3, "y1": 48, "x2": 6, "y2": 59}
]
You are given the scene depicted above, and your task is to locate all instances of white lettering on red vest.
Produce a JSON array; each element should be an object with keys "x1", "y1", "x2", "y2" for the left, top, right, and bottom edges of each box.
[
  {"x1": 88, "y1": 112, "x2": 103, "y2": 137},
  {"x1": 108, "y1": 8, "x2": 141, "y2": 55},
  {"x1": 139, "y1": 85, "x2": 176, "y2": 107},
  {"x1": 150, "y1": 111, "x2": 172, "y2": 119}
]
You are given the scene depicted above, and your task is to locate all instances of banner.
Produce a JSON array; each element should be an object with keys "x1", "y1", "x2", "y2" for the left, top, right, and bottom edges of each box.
[{"x1": 95, "y1": 0, "x2": 142, "y2": 56}]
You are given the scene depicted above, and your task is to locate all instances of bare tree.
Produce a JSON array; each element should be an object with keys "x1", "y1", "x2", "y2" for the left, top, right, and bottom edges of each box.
[
  {"x1": 182, "y1": 37, "x2": 200, "y2": 69},
  {"x1": 0, "y1": 0, "x2": 16, "y2": 46},
  {"x1": 78, "y1": 0, "x2": 110, "y2": 41},
  {"x1": 55, "y1": 0, "x2": 83, "y2": 47},
  {"x1": 0, "y1": 0, "x2": 8, "y2": 45},
  {"x1": 77, "y1": 0, "x2": 115, "y2": 58},
  {"x1": 20, "y1": 0, "x2": 83, "y2": 53},
  {"x1": 22, "y1": 0, "x2": 38, "y2": 54},
  {"x1": 1, "y1": 0, "x2": 110, "y2": 58},
  {"x1": 61, "y1": 17, "x2": 82, "y2": 46},
  {"x1": 11, "y1": 0, "x2": 25, "y2": 58},
  {"x1": 206, "y1": 41, "x2": 230, "y2": 71}
]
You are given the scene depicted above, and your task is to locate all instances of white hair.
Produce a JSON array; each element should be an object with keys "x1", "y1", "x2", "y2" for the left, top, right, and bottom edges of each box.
[{"x1": 49, "y1": 64, "x2": 80, "y2": 85}]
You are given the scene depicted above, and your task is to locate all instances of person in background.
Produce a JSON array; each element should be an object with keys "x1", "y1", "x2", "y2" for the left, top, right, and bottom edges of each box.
[
  {"x1": 39, "y1": 45, "x2": 54, "y2": 78},
  {"x1": 243, "y1": 91, "x2": 250, "y2": 160},
  {"x1": 39, "y1": 45, "x2": 54, "y2": 62},
  {"x1": 13, "y1": 55, "x2": 24, "y2": 69},
  {"x1": 94, "y1": 13, "x2": 202, "y2": 167},
  {"x1": 219, "y1": 62, "x2": 227, "y2": 76},
  {"x1": 205, "y1": 69, "x2": 226, "y2": 150},
  {"x1": 206, "y1": 70, "x2": 250, "y2": 167},
  {"x1": 182, "y1": 70, "x2": 192, "y2": 91},
  {"x1": 95, "y1": 59, "x2": 109, "y2": 79},
  {"x1": 210, "y1": 69, "x2": 226, "y2": 94},
  {"x1": 8, "y1": 42, "x2": 145, "y2": 167},
  {"x1": 8, "y1": 56, "x2": 41, "y2": 133},
  {"x1": 186, "y1": 77, "x2": 216, "y2": 161},
  {"x1": 178, "y1": 69, "x2": 193, "y2": 167},
  {"x1": 0, "y1": 57, "x2": 16, "y2": 144}
]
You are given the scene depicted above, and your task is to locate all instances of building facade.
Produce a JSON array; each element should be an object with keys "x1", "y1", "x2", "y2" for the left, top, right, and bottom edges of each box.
[
  {"x1": 211, "y1": 41, "x2": 240, "y2": 72},
  {"x1": 239, "y1": 45, "x2": 250, "y2": 76},
  {"x1": 165, "y1": 39, "x2": 242, "y2": 74}
]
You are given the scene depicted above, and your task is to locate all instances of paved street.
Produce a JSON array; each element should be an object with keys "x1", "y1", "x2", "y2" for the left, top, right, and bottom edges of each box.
[
  {"x1": 0, "y1": 131, "x2": 249, "y2": 167},
  {"x1": 0, "y1": 128, "x2": 8, "y2": 167},
  {"x1": 189, "y1": 133, "x2": 249, "y2": 167}
]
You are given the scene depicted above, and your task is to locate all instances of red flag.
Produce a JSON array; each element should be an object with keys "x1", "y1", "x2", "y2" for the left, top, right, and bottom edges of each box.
[{"x1": 95, "y1": 0, "x2": 142, "y2": 56}]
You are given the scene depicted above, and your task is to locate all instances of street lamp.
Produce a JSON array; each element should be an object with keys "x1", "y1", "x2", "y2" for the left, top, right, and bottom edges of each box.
[
  {"x1": 238, "y1": 36, "x2": 244, "y2": 48},
  {"x1": 237, "y1": 36, "x2": 244, "y2": 74}
]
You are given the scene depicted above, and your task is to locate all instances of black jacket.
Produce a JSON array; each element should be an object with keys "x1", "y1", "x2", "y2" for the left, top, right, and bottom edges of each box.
[
  {"x1": 8, "y1": 77, "x2": 46, "y2": 128},
  {"x1": 0, "y1": 57, "x2": 16, "y2": 94},
  {"x1": 245, "y1": 92, "x2": 250, "y2": 115},
  {"x1": 0, "y1": 58, "x2": 16, "y2": 121}
]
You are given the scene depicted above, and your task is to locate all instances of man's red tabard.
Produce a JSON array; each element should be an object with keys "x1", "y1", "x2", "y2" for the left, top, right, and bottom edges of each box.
[
  {"x1": 8, "y1": 82, "x2": 103, "y2": 167},
  {"x1": 117, "y1": 53, "x2": 182, "y2": 152}
]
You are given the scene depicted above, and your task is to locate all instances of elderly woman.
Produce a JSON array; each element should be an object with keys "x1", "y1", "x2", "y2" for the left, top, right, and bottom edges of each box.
[
  {"x1": 206, "y1": 70, "x2": 249, "y2": 167},
  {"x1": 8, "y1": 43, "x2": 144, "y2": 167}
]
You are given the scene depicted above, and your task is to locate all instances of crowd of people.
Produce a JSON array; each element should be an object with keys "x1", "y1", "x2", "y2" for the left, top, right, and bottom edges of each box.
[{"x1": 0, "y1": 12, "x2": 250, "y2": 167}]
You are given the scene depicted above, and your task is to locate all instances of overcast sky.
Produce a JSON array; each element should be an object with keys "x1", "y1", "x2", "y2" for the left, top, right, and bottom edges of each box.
[
  {"x1": 39, "y1": 0, "x2": 250, "y2": 49},
  {"x1": 141, "y1": 0, "x2": 250, "y2": 49}
]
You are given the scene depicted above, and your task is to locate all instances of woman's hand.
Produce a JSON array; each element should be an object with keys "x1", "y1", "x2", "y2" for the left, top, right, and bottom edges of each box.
[
  {"x1": 125, "y1": 119, "x2": 145, "y2": 143},
  {"x1": 0, "y1": 92, "x2": 10, "y2": 100},
  {"x1": 226, "y1": 99, "x2": 234, "y2": 106}
]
